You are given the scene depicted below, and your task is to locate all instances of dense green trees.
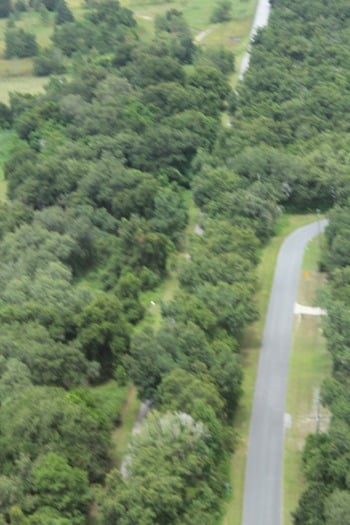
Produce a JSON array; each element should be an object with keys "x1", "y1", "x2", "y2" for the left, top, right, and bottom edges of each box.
[
  {"x1": 126, "y1": 216, "x2": 256, "y2": 421},
  {"x1": 0, "y1": 0, "x2": 12, "y2": 17},
  {"x1": 99, "y1": 411, "x2": 226, "y2": 525},
  {"x1": 0, "y1": 2, "x2": 244, "y2": 522},
  {"x1": 293, "y1": 203, "x2": 350, "y2": 522},
  {"x1": 5, "y1": 26, "x2": 38, "y2": 58},
  {"x1": 33, "y1": 47, "x2": 66, "y2": 76},
  {"x1": 3, "y1": 0, "x2": 350, "y2": 520},
  {"x1": 30, "y1": 453, "x2": 90, "y2": 524},
  {"x1": 77, "y1": 294, "x2": 130, "y2": 378},
  {"x1": 55, "y1": 0, "x2": 74, "y2": 24},
  {"x1": 210, "y1": 0, "x2": 232, "y2": 23},
  {"x1": 0, "y1": 384, "x2": 112, "y2": 522}
]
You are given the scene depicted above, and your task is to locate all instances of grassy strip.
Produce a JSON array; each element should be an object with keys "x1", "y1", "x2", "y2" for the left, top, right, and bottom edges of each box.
[
  {"x1": 283, "y1": 237, "x2": 331, "y2": 524},
  {"x1": 221, "y1": 213, "x2": 321, "y2": 525},
  {"x1": 111, "y1": 192, "x2": 200, "y2": 471},
  {"x1": 139, "y1": 190, "x2": 199, "y2": 329},
  {"x1": 0, "y1": 73, "x2": 49, "y2": 104},
  {"x1": 0, "y1": 0, "x2": 79, "y2": 102},
  {"x1": 89, "y1": 379, "x2": 129, "y2": 424},
  {"x1": 111, "y1": 385, "x2": 141, "y2": 467}
]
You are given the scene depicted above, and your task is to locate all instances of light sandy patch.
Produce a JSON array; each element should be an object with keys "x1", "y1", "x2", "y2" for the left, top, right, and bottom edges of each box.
[
  {"x1": 120, "y1": 400, "x2": 152, "y2": 478},
  {"x1": 284, "y1": 413, "x2": 292, "y2": 429},
  {"x1": 137, "y1": 14, "x2": 152, "y2": 21},
  {"x1": 132, "y1": 400, "x2": 152, "y2": 435},
  {"x1": 294, "y1": 303, "x2": 327, "y2": 316},
  {"x1": 195, "y1": 26, "x2": 215, "y2": 43},
  {"x1": 194, "y1": 224, "x2": 204, "y2": 235}
]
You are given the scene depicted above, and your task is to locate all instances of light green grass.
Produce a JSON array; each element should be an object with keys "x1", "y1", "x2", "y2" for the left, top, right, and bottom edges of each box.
[
  {"x1": 222, "y1": 213, "x2": 321, "y2": 525},
  {"x1": 84, "y1": 379, "x2": 132, "y2": 524},
  {"x1": 0, "y1": 56, "x2": 34, "y2": 77},
  {"x1": 121, "y1": 0, "x2": 259, "y2": 65},
  {"x1": 0, "y1": 75, "x2": 48, "y2": 103},
  {"x1": 88, "y1": 379, "x2": 130, "y2": 424},
  {"x1": 111, "y1": 385, "x2": 141, "y2": 466},
  {"x1": 0, "y1": 0, "x2": 82, "y2": 101},
  {"x1": 123, "y1": 0, "x2": 257, "y2": 35},
  {"x1": 0, "y1": 0, "x2": 258, "y2": 102},
  {"x1": 16, "y1": 11, "x2": 55, "y2": 47},
  {"x1": 283, "y1": 236, "x2": 331, "y2": 525}
]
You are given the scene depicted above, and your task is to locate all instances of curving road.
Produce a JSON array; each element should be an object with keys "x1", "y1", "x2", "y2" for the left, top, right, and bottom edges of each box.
[
  {"x1": 242, "y1": 219, "x2": 328, "y2": 525},
  {"x1": 239, "y1": 0, "x2": 271, "y2": 79}
]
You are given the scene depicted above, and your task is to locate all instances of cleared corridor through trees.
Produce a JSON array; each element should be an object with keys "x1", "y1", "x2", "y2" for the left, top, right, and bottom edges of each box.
[
  {"x1": 239, "y1": 0, "x2": 271, "y2": 78},
  {"x1": 242, "y1": 219, "x2": 328, "y2": 525}
]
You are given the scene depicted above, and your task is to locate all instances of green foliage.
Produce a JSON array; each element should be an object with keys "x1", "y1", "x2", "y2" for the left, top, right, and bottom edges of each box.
[
  {"x1": 151, "y1": 186, "x2": 188, "y2": 244},
  {"x1": 119, "y1": 215, "x2": 171, "y2": 276},
  {"x1": 295, "y1": 192, "x2": 350, "y2": 518},
  {"x1": 157, "y1": 368, "x2": 224, "y2": 419},
  {"x1": 33, "y1": 47, "x2": 66, "y2": 76},
  {"x1": 210, "y1": 0, "x2": 232, "y2": 23},
  {"x1": 31, "y1": 452, "x2": 91, "y2": 524},
  {"x1": 155, "y1": 9, "x2": 195, "y2": 64},
  {"x1": 0, "y1": 0, "x2": 12, "y2": 17},
  {"x1": 114, "y1": 272, "x2": 144, "y2": 324},
  {"x1": 55, "y1": 0, "x2": 74, "y2": 24},
  {"x1": 0, "y1": 386, "x2": 112, "y2": 481},
  {"x1": 198, "y1": 46, "x2": 235, "y2": 75},
  {"x1": 0, "y1": 323, "x2": 98, "y2": 388},
  {"x1": 41, "y1": 0, "x2": 58, "y2": 11},
  {"x1": 51, "y1": 22, "x2": 88, "y2": 57},
  {"x1": 0, "y1": 103, "x2": 12, "y2": 129},
  {"x1": 324, "y1": 490, "x2": 350, "y2": 525},
  {"x1": 99, "y1": 411, "x2": 224, "y2": 525},
  {"x1": 188, "y1": 66, "x2": 230, "y2": 117},
  {"x1": 323, "y1": 206, "x2": 350, "y2": 269},
  {"x1": 76, "y1": 293, "x2": 130, "y2": 379},
  {"x1": 5, "y1": 26, "x2": 38, "y2": 58}
]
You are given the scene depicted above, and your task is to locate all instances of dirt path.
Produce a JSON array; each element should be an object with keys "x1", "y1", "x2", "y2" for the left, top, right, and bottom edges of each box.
[{"x1": 195, "y1": 26, "x2": 215, "y2": 43}]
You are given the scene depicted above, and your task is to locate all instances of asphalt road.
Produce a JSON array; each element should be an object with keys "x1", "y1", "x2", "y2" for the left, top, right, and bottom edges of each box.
[
  {"x1": 242, "y1": 219, "x2": 328, "y2": 525},
  {"x1": 239, "y1": 0, "x2": 271, "y2": 78}
]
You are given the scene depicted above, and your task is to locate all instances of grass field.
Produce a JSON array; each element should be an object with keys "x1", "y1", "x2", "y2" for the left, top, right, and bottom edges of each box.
[
  {"x1": 283, "y1": 236, "x2": 331, "y2": 524},
  {"x1": 0, "y1": 12, "x2": 53, "y2": 99},
  {"x1": 221, "y1": 213, "x2": 322, "y2": 525},
  {"x1": 122, "y1": 0, "x2": 259, "y2": 83},
  {"x1": 0, "y1": 0, "x2": 259, "y2": 102},
  {"x1": 0, "y1": 0, "x2": 77, "y2": 103}
]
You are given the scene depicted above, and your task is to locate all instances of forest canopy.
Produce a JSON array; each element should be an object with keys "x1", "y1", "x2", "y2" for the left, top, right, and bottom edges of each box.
[{"x1": 1, "y1": 0, "x2": 350, "y2": 522}]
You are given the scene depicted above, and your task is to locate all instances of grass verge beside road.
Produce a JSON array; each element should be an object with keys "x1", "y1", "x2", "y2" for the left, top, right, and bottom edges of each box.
[
  {"x1": 283, "y1": 236, "x2": 331, "y2": 524},
  {"x1": 221, "y1": 213, "x2": 321, "y2": 525}
]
